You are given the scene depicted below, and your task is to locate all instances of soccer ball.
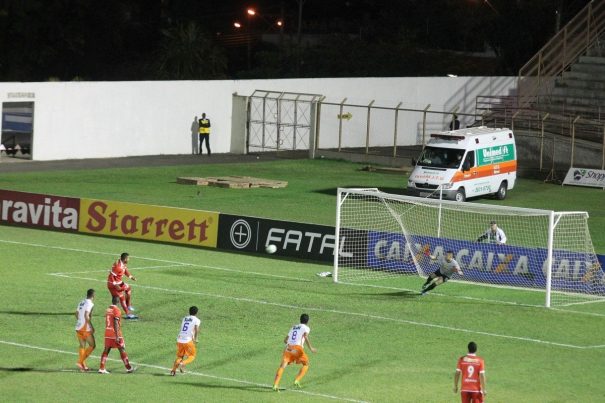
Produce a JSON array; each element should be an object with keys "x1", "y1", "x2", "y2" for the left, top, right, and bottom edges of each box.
[{"x1": 265, "y1": 244, "x2": 277, "y2": 254}]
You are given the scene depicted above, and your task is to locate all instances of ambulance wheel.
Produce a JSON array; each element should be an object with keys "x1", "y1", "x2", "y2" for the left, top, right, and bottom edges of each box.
[
  {"x1": 455, "y1": 188, "x2": 466, "y2": 202},
  {"x1": 495, "y1": 181, "x2": 507, "y2": 200}
]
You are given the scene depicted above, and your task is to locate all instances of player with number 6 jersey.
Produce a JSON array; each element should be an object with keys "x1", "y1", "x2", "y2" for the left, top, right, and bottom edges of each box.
[
  {"x1": 273, "y1": 313, "x2": 317, "y2": 391},
  {"x1": 454, "y1": 341, "x2": 486, "y2": 403},
  {"x1": 170, "y1": 306, "x2": 201, "y2": 376},
  {"x1": 74, "y1": 288, "x2": 96, "y2": 372}
]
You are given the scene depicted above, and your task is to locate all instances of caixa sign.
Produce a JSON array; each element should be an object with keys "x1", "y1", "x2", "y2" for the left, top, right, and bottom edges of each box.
[{"x1": 218, "y1": 213, "x2": 366, "y2": 263}]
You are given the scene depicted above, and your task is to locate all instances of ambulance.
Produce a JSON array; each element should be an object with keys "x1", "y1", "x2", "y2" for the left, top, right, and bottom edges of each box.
[{"x1": 407, "y1": 127, "x2": 516, "y2": 202}]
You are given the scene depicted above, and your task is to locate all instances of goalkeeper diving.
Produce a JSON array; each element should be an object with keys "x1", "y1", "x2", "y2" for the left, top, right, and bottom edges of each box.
[{"x1": 421, "y1": 250, "x2": 463, "y2": 295}]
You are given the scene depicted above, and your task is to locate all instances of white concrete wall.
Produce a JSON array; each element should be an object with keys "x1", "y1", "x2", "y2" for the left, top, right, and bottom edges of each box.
[{"x1": 0, "y1": 77, "x2": 516, "y2": 161}]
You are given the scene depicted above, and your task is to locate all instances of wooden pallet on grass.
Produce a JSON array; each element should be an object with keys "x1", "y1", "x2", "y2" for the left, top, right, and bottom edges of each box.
[{"x1": 176, "y1": 176, "x2": 287, "y2": 188}]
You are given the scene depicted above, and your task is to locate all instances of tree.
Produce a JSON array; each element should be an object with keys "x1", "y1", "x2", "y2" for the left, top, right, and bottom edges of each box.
[{"x1": 152, "y1": 21, "x2": 227, "y2": 79}]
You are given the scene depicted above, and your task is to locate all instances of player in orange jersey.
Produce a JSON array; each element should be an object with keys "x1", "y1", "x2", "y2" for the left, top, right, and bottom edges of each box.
[
  {"x1": 107, "y1": 252, "x2": 138, "y2": 319},
  {"x1": 170, "y1": 306, "x2": 201, "y2": 376},
  {"x1": 98, "y1": 296, "x2": 135, "y2": 374},
  {"x1": 273, "y1": 313, "x2": 317, "y2": 391},
  {"x1": 74, "y1": 288, "x2": 96, "y2": 372},
  {"x1": 454, "y1": 341, "x2": 486, "y2": 403}
]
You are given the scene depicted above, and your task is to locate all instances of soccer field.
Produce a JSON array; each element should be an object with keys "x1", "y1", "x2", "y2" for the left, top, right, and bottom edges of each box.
[
  {"x1": 1, "y1": 158, "x2": 605, "y2": 402},
  {"x1": 1, "y1": 224, "x2": 605, "y2": 402}
]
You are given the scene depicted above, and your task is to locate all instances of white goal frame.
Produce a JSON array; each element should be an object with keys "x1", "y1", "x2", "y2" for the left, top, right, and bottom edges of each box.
[{"x1": 333, "y1": 188, "x2": 603, "y2": 308}]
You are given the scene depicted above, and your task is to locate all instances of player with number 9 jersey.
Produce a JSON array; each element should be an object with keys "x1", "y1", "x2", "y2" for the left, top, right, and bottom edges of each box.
[
  {"x1": 171, "y1": 306, "x2": 201, "y2": 376},
  {"x1": 454, "y1": 342, "x2": 486, "y2": 403}
]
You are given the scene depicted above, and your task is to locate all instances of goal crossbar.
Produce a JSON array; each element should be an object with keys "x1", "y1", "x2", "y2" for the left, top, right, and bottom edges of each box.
[{"x1": 334, "y1": 188, "x2": 604, "y2": 308}]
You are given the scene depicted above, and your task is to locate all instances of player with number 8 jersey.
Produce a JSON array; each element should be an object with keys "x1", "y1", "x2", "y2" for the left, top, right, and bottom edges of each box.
[
  {"x1": 273, "y1": 313, "x2": 317, "y2": 391},
  {"x1": 170, "y1": 306, "x2": 201, "y2": 376}
]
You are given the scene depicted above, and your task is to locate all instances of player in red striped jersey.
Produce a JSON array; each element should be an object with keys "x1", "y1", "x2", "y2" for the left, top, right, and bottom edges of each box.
[{"x1": 454, "y1": 341, "x2": 486, "y2": 403}]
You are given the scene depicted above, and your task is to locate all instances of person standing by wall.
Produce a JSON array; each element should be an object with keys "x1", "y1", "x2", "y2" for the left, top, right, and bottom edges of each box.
[{"x1": 198, "y1": 113, "x2": 211, "y2": 156}]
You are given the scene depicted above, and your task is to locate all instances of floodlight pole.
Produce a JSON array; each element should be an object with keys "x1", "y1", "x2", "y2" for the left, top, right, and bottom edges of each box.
[
  {"x1": 365, "y1": 100, "x2": 375, "y2": 155},
  {"x1": 422, "y1": 104, "x2": 431, "y2": 147},
  {"x1": 570, "y1": 116, "x2": 580, "y2": 168},
  {"x1": 540, "y1": 113, "x2": 550, "y2": 171},
  {"x1": 337, "y1": 97, "x2": 347, "y2": 152},
  {"x1": 393, "y1": 102, "x2": 402, "y2": 157}
]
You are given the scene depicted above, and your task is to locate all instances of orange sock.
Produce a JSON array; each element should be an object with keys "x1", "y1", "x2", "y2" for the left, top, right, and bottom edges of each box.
[
  {"x1": 295, "y1": 365, "x2": 309, "y2": 382},
  {"x1": 84, "y1": 346, "x2": 95, "y2": 361},
  {"x1": 172, "y1": 358, "x2": 182, "y2": 372},
  {"x1": 78, "y1": 348, "x2": 85, "y2": 364},
  {"x1": 273, "y1": 367, "x2": 284, "y2": 386},
  {"x1": 181, "y1": 354, "x2": 196, "y2": 366}
]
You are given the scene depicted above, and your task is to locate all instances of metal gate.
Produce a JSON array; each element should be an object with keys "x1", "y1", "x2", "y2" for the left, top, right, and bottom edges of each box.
[{"x1": 247, "y1": 90, "x2": 322, "y2": 153}]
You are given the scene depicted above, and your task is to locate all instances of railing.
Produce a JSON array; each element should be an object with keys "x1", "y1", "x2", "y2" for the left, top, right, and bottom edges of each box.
[
  {"x1": 518, "y1": 0, "x2": 605, "y2": 107},
  {"x1": 476, "y1": 94, "x2": 604, "y2": 123}
]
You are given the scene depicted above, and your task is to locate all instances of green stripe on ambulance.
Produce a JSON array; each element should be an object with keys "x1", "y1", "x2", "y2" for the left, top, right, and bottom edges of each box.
[{"x1": 477, "y1": 144, "x2": 515, "y2": 166}]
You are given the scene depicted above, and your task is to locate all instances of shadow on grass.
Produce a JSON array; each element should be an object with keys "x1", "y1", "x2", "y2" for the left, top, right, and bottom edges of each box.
[
  {"x1": 310, "y1": 358, "x2": 383, "y2": 387},
  {"x1": 0, "y1": 311, "x2": 73, "y2": 316},
  {"x1": 178, "y1": 381, "x2": 269, "y2": 393},
  {"x1": 201, "y1": 347, "x2": 270, "y2": 371},
  {"x1": 0, "y1": 367, "x2": 81, "y2": 373}
]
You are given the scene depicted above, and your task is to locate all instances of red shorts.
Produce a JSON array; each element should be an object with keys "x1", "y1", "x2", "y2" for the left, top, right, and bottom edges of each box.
[
  {"x1": 104, "y1": 337, "x2": 125, "y2": 349},
  {"x1": 108, "y1": 282, "x2": 130, "y2": 297},
  {"x1": 461, "y1": 391, "x2": 484, "y2": 403}
]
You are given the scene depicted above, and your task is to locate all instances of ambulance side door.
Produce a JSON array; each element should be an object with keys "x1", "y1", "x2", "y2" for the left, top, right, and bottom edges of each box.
[{"x1": 461, "y1": 150, "x2": 480, "y2": 196}]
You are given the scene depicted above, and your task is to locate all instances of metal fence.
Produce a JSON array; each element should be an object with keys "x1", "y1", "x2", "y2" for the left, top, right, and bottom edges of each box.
[{"x1": 247, "y1": 90, "x2": 322, "y2": 153}]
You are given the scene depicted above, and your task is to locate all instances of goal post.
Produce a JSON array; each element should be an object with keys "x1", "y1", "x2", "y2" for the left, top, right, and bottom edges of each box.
[{"x1": 334, "y1": 188, "x2": 604, "y2": 307}]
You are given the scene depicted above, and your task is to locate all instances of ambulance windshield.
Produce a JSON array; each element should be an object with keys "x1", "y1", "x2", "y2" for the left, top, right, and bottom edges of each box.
[{"x1": 417, "y1": 147, "x2": 465, "y2": 169}]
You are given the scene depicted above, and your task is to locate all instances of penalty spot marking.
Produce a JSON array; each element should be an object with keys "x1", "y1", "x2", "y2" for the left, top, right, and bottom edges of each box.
[{"x1": 0, "y1": 340, "x2": 367, "y2": 403}]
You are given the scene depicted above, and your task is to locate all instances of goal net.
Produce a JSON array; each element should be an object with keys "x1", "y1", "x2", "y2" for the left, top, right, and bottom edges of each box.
[{"x1": 334, "y1": 188, "x2": 604, "y2": 307}]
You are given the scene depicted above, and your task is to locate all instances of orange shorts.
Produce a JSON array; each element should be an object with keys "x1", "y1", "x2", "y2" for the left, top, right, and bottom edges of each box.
[
  {"x1": 176, "y1": 341, "x2": 196, "y2": 358},
  {"x1": 281, "y1": 345, "x2": 308, "y2": 365},
  {"x1": 76, "y1": 329, "x2": 92, "y2": 341}
]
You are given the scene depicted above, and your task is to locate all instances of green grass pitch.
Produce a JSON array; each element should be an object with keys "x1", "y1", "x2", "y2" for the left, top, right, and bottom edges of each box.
[{"x1": 0, "y1": 159, "x2": 604, "y2": 402}]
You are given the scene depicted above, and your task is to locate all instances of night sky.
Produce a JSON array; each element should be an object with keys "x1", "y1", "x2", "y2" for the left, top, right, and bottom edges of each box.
[{"x1": 0, "y1": 0, "x2": 592, "y2": 81}]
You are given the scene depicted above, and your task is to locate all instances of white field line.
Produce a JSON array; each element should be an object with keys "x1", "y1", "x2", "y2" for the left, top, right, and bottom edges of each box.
[
  {"x1": 338, "y1": 281, "x2": 605, "y2": 318},
  {"x1": 0, "y1": 340, "x2": 367, "y2": 403},
  {"x1": 556, "y1": 298, "x2": 605, "y2": 307},
  {"x1": 2, "y1": 237, "x2": 604, "y2": 318},
  {"x1": 48, "y1": 272, "x2": 604, "y2": 350},
  {"x1": 0, "y1": 236, "x2": 595, "y2": 315},
  {"x1": 0, "y1": 238, "x2": 312, "y2": 283},
  {"x1": 50, "y1": 264, "x2": 189, "y2": 275}
]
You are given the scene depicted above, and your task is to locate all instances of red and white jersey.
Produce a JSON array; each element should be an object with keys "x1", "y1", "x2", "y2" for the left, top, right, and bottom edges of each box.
[
  {"x1": 107, "y1": 259, "x2": 131, "y2": 286},
  {"x1": 456, "y1": 353, "x2": 485, "y2": 392},
  {"x1": 75, "y1": 298, "x2": 94, "y2": 331},
  {"x1": 177, "y1": 315, "x2": 201, "y2": 343},
  {"x1": 286, "y1": 323, "x2": 310, "y2": 347},
  {"x1": 104, "y1": 305, "x2": 122, "y2": 339}
]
